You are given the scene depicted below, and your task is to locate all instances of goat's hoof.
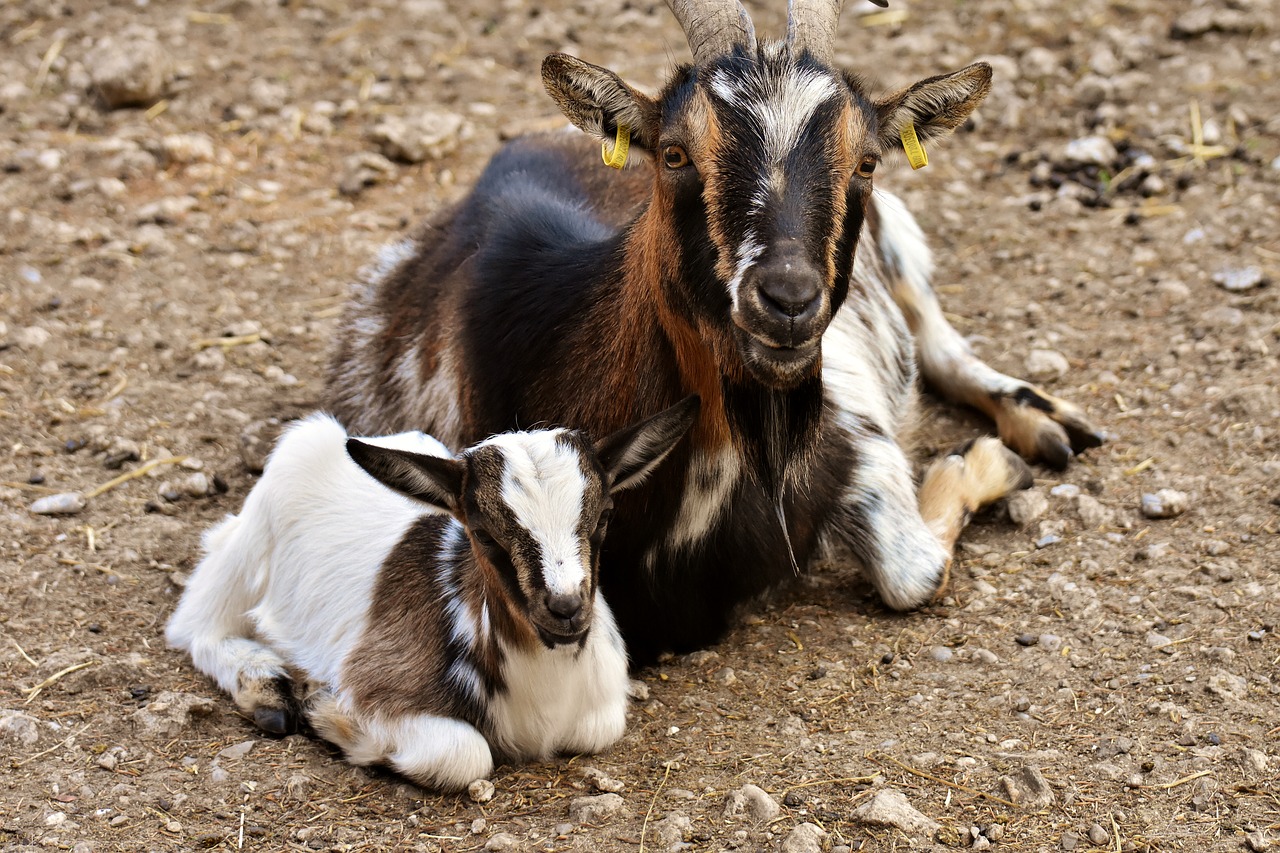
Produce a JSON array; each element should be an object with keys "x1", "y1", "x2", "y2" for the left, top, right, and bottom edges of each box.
[
  {"x1": 997, "y1": 386, "x2": 1105, "y2": 470},
  {"x1": 253, "y1": 706, "x2": 294, "y2": 735}
]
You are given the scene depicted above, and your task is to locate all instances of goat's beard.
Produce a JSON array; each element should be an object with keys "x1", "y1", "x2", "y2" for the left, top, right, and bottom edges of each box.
[{"x1": 722, "y1": 374, "x2": 825, "y2": 512}]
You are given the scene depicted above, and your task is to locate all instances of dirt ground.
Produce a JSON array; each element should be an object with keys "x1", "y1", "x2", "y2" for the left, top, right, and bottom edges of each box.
[{"x1": 2, "y1": 0, "x2": 1278, "y2": 851}]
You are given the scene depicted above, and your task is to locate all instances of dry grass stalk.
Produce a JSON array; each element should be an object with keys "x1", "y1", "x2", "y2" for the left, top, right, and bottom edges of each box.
[
  {"x1": 85, "y1": 455, "x2": 187, "y2": 499},
  {"x1": 870, "y1": 752, "x2": 1020, "y2": 809},
  {"x1": 23, "y1": 660, "x2": 98, "y2": 704}
]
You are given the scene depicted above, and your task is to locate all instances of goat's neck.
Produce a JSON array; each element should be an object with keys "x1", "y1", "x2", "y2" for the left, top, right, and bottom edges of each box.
[
  {"x1": 622, "y1": 209, "x2": 733, "y2": 451},
  {"x1": 623, "y1": 207, "x2": 825, "y2": 491}
]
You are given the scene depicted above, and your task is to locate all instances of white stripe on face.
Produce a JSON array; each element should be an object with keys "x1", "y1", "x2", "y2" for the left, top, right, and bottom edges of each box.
[
  {"x1": 482, "y1": 431, "x2": 591, "y2": 597},
  {"x1": 727, "y1": 236, "x2": 765, "y2": 308},
  {"x1": 708, "y1": 61, "x2": 841, "y2": 303},
  {"x1": 707, "y1": 64, "x2": 840, "y2": 161}
]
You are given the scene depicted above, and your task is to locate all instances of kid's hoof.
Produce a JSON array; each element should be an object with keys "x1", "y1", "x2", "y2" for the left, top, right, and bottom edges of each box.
[{"x1": 253, "y1": 706, "x2": 293, "y2": 735}]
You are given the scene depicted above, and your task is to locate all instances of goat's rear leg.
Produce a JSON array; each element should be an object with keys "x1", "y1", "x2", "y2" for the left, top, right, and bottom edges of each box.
[
  {"x1": 918, "y1": 437, "x2": 1033, "y2": 597},
  {"x1": 873, "y1": 192, "x2": 1103, "y2": 469},
  {"x1": 305, "y1": 690, "x2": 494, "y2": 791}
]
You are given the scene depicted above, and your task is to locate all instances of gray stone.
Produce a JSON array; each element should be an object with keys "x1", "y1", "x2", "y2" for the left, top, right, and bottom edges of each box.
[
  {"x1": 568, "y1": 793, "x2": 625, "y2": 824},
  {"x1": 1213, "y1": 266, "x2": 1266, "y2": 291},
  {"x1": 484, "y1": 832, "x2": 519, "y2": 852},
  {"x1": 782, "y1": 822, "x2": 827, "y2": 853},
  {"x1": 648, "y1": 813, "x2": 692, "y2": 848},
  {"x1": 852, "y1": 788, "x2": 940, "y2": 837},
  {"x1": 130, "y1": 691, "x2": 216, "y2": 738},
  {"x1": 468, "y1": 778, "x2": 495, "y2": 803},
  {"x1": 713, "y1": 667, "x2": 737, "y2": 685},
  {"x1": 582, "y1": 766, "x2": 625, "y2": 793},
  {"x1": 1141, "y1": 489, "x2": 1189, "y2": 519},
  {"x1": 998, "y1": 766, "x2": 1055, "y2": 809},
  {"x1": 0, "y1": 710, "x2": 41, "y2": 747},
  {"x1": 1062, "y1": 136, "x2": 1118, "y2": 167},
  {"x1": 16, "y1": 325, "x2": 52, "y2": 349},
  {"x1": 1206, "y1": 672, "x2": 1248, "y2": 702},
  {"x1": 1025, "y1": 348, "x2": 1070, "y2": 380},
  {"x1": 1087, "y1": 824, "x2": 1110, "y2": 846},
  {"x1": 1246, "y1": 831, "x2": 1274, "y2": 852},
  {"x1": 928, "y1": 646, "x2": 953, "y2": 663},
  {"x1": 216, "y1": 740, "x2": 255, "y2": 761},
  {"x1": 30, "y1": 492, "x2": 87, "y2": 516},
  {"x1": 1006, "y1": 490, "x2": 1048, "y2": 526},
  {"x1": 239, "y1": 418, "x2": 283, "y2": 474},
  {"x1": 370, "y1": 111, "x2": 468, "y2": 164},
  {"x1": 85, "y1": 31, "x2": 173, "y2": 108},
  {"x1": 1073, "y1": 495, "x2": 1113, "y2": 529},
  {"x1": 723, "y1": 784, "x2": 780, "y2": 823}
]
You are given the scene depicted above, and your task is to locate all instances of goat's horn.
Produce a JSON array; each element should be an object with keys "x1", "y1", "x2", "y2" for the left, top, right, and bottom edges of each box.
[
  {"x1": 667, "y1": 0, "x2": 757, "y2": 64},
  {"x1": 787, "y1": 0, "x2": 888, "y2": 65}
]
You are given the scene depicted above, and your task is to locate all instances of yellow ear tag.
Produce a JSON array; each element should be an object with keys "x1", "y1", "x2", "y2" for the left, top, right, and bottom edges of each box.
[
  {"x1": 900, "y1": 122, "x2": 928, "y2": 170},
  {"x1": 602, "y1": 123, "x2": 630, "y2": 169}
]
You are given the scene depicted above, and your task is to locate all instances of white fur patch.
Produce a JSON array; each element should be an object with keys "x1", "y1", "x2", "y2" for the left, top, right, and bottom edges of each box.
[
  {"x1": 708, "y1": 64, "x2": 839, "y2": 159},
  {"x1": 482, "y1": 430, "x2": 590, "y2": 597},
  {"x1": 166, "y1": 413, "x2": 440, "y2": 700},
  {"x1": 727, "y1": 236, "x2": 765, "y2": 308},
  {"x1": 666, "y1": 445, "x2": 741, "y2": 552},
  {"x1": 487, "y1": 593, "x2": 628, "y2": 759}
]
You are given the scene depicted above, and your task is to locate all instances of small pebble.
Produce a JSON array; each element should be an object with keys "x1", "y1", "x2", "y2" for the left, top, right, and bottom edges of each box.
[
  {"x1": 1213, "y1": 266, "x2": 1265, "y2": 292},
  {"x1": 467, "y1": 778, "x2": 495, "y2": 804},
  {"x1": 928, "y1": 646, "x2": 953, "y2": 663},
  {"x1": 1006, "y1": 490, "x2": 1048, "y2": 526},
  {"x1": 1049, "y1": 483, "x2": 1080, "y2": 498},
  {"x1": 1035, "y1": 534, "x2": 1061, "y2": 549},
  {"x1": 1016, "y1": 633, "x2": 1039, "y2": 647},
  {"x1": 30, "y1": 492, "x2": 87, "y2": 516},
  {"x1": 1087, "y1": 823, "x2": 1110, "y2": 846},
  {"x1": 1039, "y1": 634, "x2": 1062, "y2": 652},
  {"x1": 1141, "y1": 489, "x2": 1189, "y2": 519}
]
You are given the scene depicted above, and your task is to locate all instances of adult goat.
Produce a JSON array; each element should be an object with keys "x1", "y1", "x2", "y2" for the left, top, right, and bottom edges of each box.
[{"x1": 326, "y1": 0, "x2": 1102, "y2": 663}]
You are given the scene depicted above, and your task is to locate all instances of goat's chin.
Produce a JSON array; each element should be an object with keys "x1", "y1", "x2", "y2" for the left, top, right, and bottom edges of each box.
[
  {"x1": 533, "y1": 623, "x2": 589, "y2": 649},
  {"x1": 735, "y1": 329, "x2": 822, "y2": 389}
]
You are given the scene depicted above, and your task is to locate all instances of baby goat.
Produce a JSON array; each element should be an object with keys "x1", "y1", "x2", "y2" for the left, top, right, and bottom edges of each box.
[{"x1": 165, "y1": 398, "x2": 699, "y2": 790}]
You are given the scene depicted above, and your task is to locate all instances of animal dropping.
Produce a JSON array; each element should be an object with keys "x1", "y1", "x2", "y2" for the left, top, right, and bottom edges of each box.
[
  {"x1": 323, "y1": 0, "x2": 1104, "y2": 663},
  {"x1": 167, "y1": 399, "x2": 699, "y2": 790}
]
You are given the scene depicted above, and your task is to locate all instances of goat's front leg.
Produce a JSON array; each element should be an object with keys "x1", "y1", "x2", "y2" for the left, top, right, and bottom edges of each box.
[
  {"x1": 871, "y1": 191, "x2": 1104, "y2": 470},
  {"x1": 829, "y1": 434, "x2": 1030, "y2": 608},
  {"x1": 917, "y1": 437, "x2": 1033, "y2": 595}
]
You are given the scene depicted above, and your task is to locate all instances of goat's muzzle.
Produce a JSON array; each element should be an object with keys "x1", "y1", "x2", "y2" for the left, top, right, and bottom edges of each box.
[
  {"x1": 733, "y1": 250, "x2": 830, "y2": 386},
  {"x1": 532, "y1": 588, "x2": 593, "y2": 646}
]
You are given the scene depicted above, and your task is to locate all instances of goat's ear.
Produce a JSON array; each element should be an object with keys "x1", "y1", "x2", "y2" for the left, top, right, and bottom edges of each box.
[
  {"x1": 542, "y1": 53, "x2": 660, "y2": 155},
  {"x1": 596, "y1": 395, "x2": 701, "y2": 494},
  {"x1": 874, "y1": 62, "x2": 992, "y2": 154},
  {"x1": 346, "y1": 439, "x2": 464, "y2": 515}
]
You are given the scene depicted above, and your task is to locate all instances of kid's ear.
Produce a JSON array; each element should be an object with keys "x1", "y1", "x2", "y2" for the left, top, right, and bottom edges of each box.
[
  {"x1": 346, "y1": 439, "x2": 464, "y2": 515},
  {"x1": 595, "y1": 395, "x2": 701, "y2": 494},
  {"x1": 874, "y1": 62, "x2": 992, "y2": 156},
  {"x1": 542, "y1": 53, "x2": 661, "y2": 156}
]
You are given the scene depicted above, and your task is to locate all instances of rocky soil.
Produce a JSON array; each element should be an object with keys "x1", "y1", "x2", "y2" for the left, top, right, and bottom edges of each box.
[{"x1": 2, "y1": 0, "x2": 1278, "y2": 851}]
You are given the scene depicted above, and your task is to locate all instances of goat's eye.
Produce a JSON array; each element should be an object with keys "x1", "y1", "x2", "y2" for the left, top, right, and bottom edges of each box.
[
  {"x1": 595, "y1": 509, "x2": 614, "y2": 531},
  {"x1": 856, "y1": 157, "x2": 877, "y2": 178},
  {"x1": 662, "y1": 145, "x2": 690, "y2": 169},
  {"x1": 472, "y1": 530, "x2": 498, "y2": 549}
]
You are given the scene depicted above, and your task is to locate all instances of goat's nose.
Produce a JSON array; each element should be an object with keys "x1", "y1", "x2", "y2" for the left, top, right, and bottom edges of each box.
[
  {"x1": 545, "y1": 592, "x2": 583, "y2": 620},
  {"x1": 753, "y1": 258, "x2": 823, "y2": 324}
]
